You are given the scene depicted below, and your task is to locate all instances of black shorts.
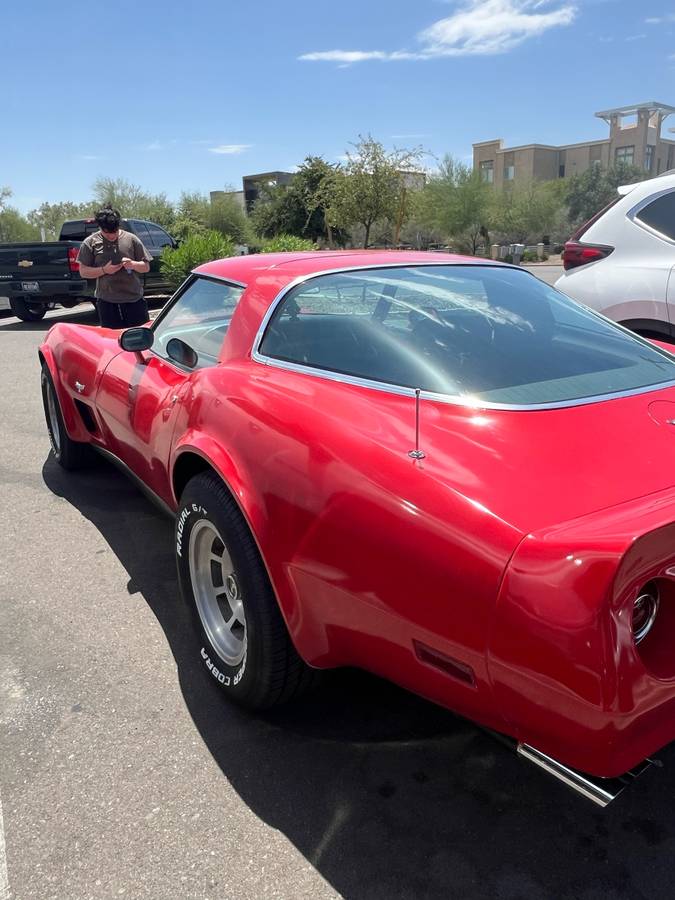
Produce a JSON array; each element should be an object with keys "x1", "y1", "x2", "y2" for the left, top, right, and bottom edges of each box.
[{"x1": 97, "y1": 297, "x2": 149, "y2": 329}]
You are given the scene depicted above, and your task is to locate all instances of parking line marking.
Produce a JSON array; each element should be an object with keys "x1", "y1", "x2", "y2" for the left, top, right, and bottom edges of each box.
[{"x1": 0, "y1": 787, "x2": 9, "y2": 900}]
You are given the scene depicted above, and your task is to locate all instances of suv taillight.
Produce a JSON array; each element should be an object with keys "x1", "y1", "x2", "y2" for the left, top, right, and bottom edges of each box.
[
  {"x1": 562, "y1": 241, "x2": 614, "y2": 271},
  {"x1": 67, "y1": 247, "x2": 80, "y2": 273}
]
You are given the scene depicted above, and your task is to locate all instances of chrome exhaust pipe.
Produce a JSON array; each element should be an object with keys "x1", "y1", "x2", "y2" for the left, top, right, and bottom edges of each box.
[{"x1": 517, "y1": 742, "x2": 651, "y2": 807}]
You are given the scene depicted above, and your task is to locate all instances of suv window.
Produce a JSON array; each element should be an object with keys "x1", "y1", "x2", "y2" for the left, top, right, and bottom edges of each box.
[
  {"x1": 152, "y1": 276, "x2": 244, "y2": 367},
  {"x1": 145, "y1": 223, "x2": 174, "y2": 248},
  {"x1": 635, "y1": 191, "x2": 675, "y2": 241},
  {"x1": 258, "y1": 265, "x2": 675, "y2": 406}
]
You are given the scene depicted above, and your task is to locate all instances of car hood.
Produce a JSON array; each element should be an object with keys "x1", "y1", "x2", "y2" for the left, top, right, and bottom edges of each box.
[{"x1": 422, "y1": 383, "x2": 675, "y2": 534}]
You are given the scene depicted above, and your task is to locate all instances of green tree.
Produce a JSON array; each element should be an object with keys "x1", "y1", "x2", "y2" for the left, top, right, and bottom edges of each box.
[
  {"x1": 208, "y1": 195, "x2": 249, "y2": 244},
  {"x1": 330, "y1": 136, "x2": 424, "y2": 248},
  {"x1": 491, "y1": 178, "x2": 566, "y2": 243},
  {"x1": 0, "y1": 188, "x2": 40, "y2": 242},
  {"x1": 250, "y1": 183, "x2": 307, "y2": 239},
  {"x1": 418, "y1": 156, "x2": 492, "y2": 254},
  {"x1": 27, "y1": 200, "x2": 95, "y2": 239},
  {"x1": 92, "y1": 177, "x2": 175, "y2": 230},
  {"x1": 566, "y1": 163, "x2": 647, "y2": 227}
]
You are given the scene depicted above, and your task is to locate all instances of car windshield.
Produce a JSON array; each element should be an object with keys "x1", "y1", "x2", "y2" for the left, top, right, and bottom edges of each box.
[{"x1": 258, "y1": 265, "x2": 675, "y2": 406}]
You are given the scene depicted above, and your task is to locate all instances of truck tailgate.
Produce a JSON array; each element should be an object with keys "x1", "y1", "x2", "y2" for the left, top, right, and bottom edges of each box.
[{"x1": 0, "y1": 242, "x2": 77, "y2": 280}]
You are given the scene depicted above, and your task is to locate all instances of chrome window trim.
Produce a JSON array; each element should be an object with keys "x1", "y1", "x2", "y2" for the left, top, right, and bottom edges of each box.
[
  {"x1": 251, "y1": 261, "x2": 675, "y2": 412},
  {"x1": 628, "y1": 186, "x2": 675, "y2": 246}
]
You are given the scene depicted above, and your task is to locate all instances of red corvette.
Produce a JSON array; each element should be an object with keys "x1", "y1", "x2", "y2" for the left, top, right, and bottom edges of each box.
[{"x1": 40, "y1": 251, "x2": 675, "y2": 802}]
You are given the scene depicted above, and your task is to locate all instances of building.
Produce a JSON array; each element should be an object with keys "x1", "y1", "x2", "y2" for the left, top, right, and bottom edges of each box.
[
  {"x1": 473, "y1": 102, "x2": 675, "y2": 189},
  {"x1": 211, "y1": 171, "x2": 295, "y2": 215}
]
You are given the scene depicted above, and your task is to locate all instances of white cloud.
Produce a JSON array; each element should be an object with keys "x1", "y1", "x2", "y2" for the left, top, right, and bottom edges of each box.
[
  {"x1": 625, "y1": 33, "x2": 646, "y2": 41},
  {"x1": 646, "y1": 13, "x2": 675, "y2": 23},
  {"x1": 207, "y1": 144, "x2": 252, "y2": 155},
  {"x1": 299, "y1": 0, "x2": 576, "y2": 64},
  {"x1": 78, "y1": 154, "x2": 103, "y2": 161},
  {"x1": 143, "y1": 141, "x2": 162, "y2": 151}
]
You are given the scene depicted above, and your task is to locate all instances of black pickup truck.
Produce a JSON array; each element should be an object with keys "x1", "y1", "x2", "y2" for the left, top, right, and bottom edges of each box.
[{"x1": 0, "y1": 218, "x2": 177, "y2": 321}]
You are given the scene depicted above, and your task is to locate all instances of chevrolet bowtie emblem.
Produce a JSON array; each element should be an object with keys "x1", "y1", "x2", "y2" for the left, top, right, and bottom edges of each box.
[{"x1": 18, "y1": 259, "x2": 33, "y2": 267}]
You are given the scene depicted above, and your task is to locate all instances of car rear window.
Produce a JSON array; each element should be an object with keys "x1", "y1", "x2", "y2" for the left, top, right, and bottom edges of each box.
[
  {"x1": 258, "y1": 265, "x2": 675, "y2": 407},
  {"x1": 635, "y1": 191, "x2": 675, "y2": 241}
]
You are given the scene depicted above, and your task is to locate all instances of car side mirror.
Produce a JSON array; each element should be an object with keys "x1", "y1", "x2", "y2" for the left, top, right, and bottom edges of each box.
[
  {"x1": 166, "y1": 337, "x2": 198, "y2": 369},
  {"x1": 119, "y1": 326, "x2": 154, "y2": 352}
]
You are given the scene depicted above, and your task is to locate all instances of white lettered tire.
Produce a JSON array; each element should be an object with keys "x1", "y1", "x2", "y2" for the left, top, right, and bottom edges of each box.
[{"x1": 176, "y1": 471, "x2": 318, "y2": 709}]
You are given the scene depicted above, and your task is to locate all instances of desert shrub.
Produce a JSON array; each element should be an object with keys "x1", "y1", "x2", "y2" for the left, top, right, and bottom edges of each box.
[
  {"x1": 260, "y1": 234, "x2": 315, "y2": 253},
  {"x1": 160, "y1": 230, "x2": 234, "y2": 288}
]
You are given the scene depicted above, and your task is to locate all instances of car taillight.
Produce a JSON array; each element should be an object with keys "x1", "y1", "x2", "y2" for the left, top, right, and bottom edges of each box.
[
  {"x1": 67, "y1": 247, "x2": 80, "y2": 273},
  {"x1": 562, "y1": 241, "x2": 614, "y2": 271},
  {"x1": 633, "y1": 582, "x2": 660, "y2": 644}
]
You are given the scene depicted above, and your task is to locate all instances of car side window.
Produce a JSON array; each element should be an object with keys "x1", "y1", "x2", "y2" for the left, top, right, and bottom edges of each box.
[
  {"x1": 635, "y1": 191, "x2": 675, "y2": 241},
  {"x1": 152, "y1": 277, "x2": 244, "y2": 368}
]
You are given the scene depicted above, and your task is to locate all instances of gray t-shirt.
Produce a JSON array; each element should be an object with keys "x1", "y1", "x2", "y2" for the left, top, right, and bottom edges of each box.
[{"x1": 77, "y1": 229, "x2": 152, "y2": 303}]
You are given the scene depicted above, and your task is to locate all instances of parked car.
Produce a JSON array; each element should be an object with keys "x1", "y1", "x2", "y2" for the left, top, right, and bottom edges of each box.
[
  {"x1": 0, "y1": 217, "x2": 177, "y2": 321},
  {"x1": 555, "y1": 171, "x2": 675, "y2": 337},
  {"x1": 39, "y1": 251, "x2": 675, "y2": 804}
]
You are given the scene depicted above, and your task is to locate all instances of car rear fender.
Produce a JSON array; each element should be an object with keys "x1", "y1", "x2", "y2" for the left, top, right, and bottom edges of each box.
[{"x1": 488, "y1": 485, "x2": 675, "y2": 776}]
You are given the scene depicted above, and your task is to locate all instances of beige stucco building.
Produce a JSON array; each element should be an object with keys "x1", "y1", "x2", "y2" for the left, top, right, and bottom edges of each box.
[{"x1": 473, "y1": 102, "x2": 675, "y2": 188}]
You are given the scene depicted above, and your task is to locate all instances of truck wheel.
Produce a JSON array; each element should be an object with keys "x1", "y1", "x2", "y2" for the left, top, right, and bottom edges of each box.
[
  {"x1": 176, "y1": 471, "x2": 319, "y2": 709},
  {"x1": 41, "y1": 365, "x2": 90, "y2": 469},
  {"x1": 10, "y1": 297, "x2": 46, "y2": 322}
]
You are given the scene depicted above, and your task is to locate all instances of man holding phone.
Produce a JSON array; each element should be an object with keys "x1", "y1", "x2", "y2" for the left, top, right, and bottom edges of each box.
[{"x1": 77, "y1": 206, "x2": 153, "y2": 328}]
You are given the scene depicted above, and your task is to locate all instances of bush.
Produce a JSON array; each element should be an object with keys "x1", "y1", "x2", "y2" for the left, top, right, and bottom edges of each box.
[
  {"x1": 260, "y1": 234, "x2": 315, "y2": 253},
  {"x1": 160, "y1": 230, "x2": 235, "y2": 289}
]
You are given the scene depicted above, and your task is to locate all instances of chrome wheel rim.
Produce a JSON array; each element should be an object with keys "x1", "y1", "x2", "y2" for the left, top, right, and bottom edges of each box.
[
  {"x1": 46, "y1": 381, "x2": 61, "y2": 454},
  {"x1": 188, "y1": 519, "x2": 246, "y2": 666}
]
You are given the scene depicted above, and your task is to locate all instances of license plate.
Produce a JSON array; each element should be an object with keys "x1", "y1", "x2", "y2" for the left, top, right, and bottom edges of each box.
[{"x1": 21, "y1": 281, "x2": 39, "y2": 292}]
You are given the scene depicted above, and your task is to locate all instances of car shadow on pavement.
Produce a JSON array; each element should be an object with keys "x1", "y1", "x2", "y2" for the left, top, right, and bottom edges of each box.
[{"x1": 43, "y1": 454, "x2": 675, "y2": 900}]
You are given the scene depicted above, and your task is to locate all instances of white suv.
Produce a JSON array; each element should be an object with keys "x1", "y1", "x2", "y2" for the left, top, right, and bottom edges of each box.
[{"x1": 555, "y1": 171, "x2": 675, "y2": 338}]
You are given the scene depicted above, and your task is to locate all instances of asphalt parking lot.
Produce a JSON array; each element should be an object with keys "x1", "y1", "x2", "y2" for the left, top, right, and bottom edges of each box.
[{"x1": 3, "y1": 294, "x2": 675, "y2": 900}]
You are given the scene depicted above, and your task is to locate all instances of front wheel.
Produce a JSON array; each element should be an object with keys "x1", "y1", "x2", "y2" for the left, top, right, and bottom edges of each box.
[
  {"x1": 41, "y1": 365, "x2": 90, "y2": 469},
  {"x1": 176, "y1": 471, "x2": 319, "y2": 709},
  {"x1": 10, "y1": 297, "x2": 46, "y2": 322}
]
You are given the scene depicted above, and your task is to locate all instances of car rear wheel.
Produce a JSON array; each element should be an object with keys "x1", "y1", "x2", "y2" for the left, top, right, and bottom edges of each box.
[
  {"x1": 10, "y1": 297, "x2": 46, "y2": 322},
  {"x1": 41, "y1": 365, "x2": 90, "y2": 469},
  {"x1": 176, "y1": 471, "x2": 319, "y2": 709}
]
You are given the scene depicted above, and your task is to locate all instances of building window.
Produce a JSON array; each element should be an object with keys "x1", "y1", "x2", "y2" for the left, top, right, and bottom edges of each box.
[
  {"x1": 615, "y1": 146, "x2": 635, "y2": 166},
  {"x1": 558, "y1": 164, "x2": 565, "y2": 178},
  {"x1": 645, "y1": 145, "x2": 655, "y2": 172},
  {"x1": 480, "y1": 160, "x2": 494, "y2": 183},
  {"x1": 504, "y1": 164, "x2": 515, "y2": 181}
]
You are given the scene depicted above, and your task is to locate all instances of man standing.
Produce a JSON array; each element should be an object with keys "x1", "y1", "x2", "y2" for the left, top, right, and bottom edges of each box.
[{"x1": 77, "y1": 207, "x2": 153, "y2": 328}]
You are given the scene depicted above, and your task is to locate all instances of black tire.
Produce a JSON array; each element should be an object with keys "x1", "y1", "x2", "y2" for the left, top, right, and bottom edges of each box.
[
  {"x1": 41, "y1": 364, "x2": 90, "y2": 470},
  {"x1": 176, "y1": 471, "x2": 318, "y2": 709},
  {"x1": 10, "y1": 297, "x2": 46, "y2": 322}
]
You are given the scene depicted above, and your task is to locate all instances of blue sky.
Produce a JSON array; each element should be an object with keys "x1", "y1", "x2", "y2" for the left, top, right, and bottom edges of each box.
[{"x1": 4, "y1": 0, "x2": 675, "y2": 214}]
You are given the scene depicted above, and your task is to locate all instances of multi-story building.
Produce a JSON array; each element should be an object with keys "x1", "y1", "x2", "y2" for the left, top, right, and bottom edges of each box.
[
  {"x1": 473, "y1": 102, "x2": 675, "y2": 189},
  {"x1": 211, "y1": 171, "x2": 295, "y2": 214}
]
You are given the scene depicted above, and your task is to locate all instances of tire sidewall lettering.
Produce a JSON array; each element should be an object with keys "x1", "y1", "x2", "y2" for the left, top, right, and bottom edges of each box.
[
  {"x1": 176, "y1": 503, "x2": 208, "y2": 558},
  {"x1": 200, "y1": 645, "x2": 247, "y2": 687}
]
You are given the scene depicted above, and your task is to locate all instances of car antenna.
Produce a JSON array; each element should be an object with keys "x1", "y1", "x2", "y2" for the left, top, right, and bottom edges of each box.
[{"x1": 408, "y1": 389, "x2": 426, "y2": 460}]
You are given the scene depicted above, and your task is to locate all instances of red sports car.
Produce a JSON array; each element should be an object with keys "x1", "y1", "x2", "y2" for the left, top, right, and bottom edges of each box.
[{"x1": 40, "y1": 251, "x2": 675, "y2": 804}]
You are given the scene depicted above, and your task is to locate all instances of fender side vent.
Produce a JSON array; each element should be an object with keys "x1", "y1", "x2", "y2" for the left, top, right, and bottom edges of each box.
[
  {"x1": 74, "y1": 399, "x2": 98, "y2": 434},
  {"x1": 413, "y1": 640, "x2": 476, "y2": 686}
]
